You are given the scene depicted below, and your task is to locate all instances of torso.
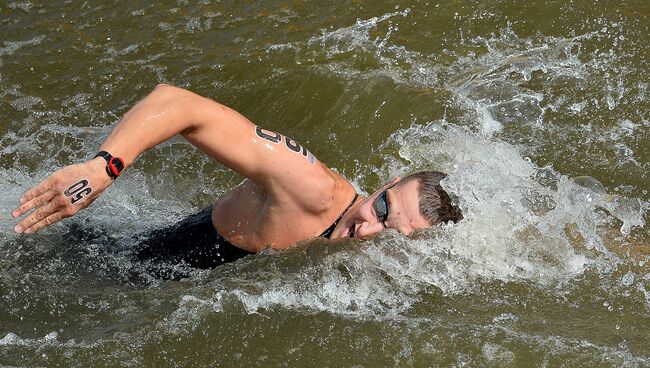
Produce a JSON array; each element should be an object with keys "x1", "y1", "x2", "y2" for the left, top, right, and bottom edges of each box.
[{"x1": 212, "y1": 166, "x2": 356, "y2": 253}]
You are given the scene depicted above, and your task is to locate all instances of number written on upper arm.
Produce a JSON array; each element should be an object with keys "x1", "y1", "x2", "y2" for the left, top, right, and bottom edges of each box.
[{"x1": 255, "y1": 127, "x2": 316, "y2": 164}]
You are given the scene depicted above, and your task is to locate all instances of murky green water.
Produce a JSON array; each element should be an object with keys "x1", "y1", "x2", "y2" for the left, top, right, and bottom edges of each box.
[{"x1": 1, "y1": 1, "x2": 649, "y2": 367}]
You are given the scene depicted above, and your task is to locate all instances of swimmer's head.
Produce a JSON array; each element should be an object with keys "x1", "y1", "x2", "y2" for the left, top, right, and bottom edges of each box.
[
  {"x1": 407, "y1": 171, "x2": 463, "y2": 226},
  {"x1": 330, "y1": 170, "x2": 462, "y2": 240}
]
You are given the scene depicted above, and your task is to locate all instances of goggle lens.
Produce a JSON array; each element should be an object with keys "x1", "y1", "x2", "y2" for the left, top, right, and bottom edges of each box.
[{"x1": 374, "y1": 190, "x2": 389, "y2": 223}]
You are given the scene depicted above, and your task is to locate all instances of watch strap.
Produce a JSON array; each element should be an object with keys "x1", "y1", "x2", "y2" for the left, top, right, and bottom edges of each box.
[{"x1": 94, "y1": 151, "x2": 125, "y2": 179}]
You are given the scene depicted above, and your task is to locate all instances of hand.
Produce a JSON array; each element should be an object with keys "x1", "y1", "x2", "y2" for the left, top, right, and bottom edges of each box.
[{"x1": 11, "y1": 158, "x2": 114, "y2": 234}]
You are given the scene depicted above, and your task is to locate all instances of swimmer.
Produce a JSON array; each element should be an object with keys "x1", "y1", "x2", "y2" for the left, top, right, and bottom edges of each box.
[{"x1": 10, "y1": 85, "x2": 462, "y2": 271}]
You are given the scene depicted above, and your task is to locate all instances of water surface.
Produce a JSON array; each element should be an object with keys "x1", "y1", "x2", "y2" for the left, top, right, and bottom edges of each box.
[{"x1": 1, "y1": 1, "x2": 649, "y2": 367}]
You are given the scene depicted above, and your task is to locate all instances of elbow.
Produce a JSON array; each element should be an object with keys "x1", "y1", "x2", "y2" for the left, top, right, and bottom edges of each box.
[
  {"x1": 149, "y1": 84, "x2": 206, "y2": 131},
  {"x1": 148, "y1": 84, "x2": 232, "y2": 137},
  {"x1": 151, "y1": 83, "x2": 189, "y2": 99},
  {"x1": 151, "y1": 83, "x2": 223, "y2": 112}
]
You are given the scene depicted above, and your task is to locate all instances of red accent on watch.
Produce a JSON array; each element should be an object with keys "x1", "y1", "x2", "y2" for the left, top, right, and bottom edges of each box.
[
  {"x1": 107, "y1": 157, "x2": 125, "y2": 178},
  {"x1": 94, "y1": 151, "x2": 125, "y2": 179}
]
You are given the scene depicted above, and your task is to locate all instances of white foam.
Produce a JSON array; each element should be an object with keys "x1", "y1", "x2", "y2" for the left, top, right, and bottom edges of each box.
[
  {"x1": 0, "y1": 332, "x2": 20, "y2": 346},
  {"x1": 162, "y1": 295, "x2": 213, "y2": 334},
  {"x1": 165, "y1": 120, "x2": 650, "y2": 321},
  {"x1": 8, "y1": 2, "x2": 32, "y2": 12},
  {"x1": 620, "y1": 271, "x2": 634, "y2": 287},
  {"x1": 0, "y1": 331, "x2": 58, "y2": 347},
  {"x1": 381, "y1": 121, "x2": 645, "y2": 287},
  {"x1": 0, "y1": 35, "x2": 46, "y2": 56},
  {"x1": 271, "y1": 16, "x2": 646, "y2": 187},
  {"x1": 208, "y1": 247, "x2": 417, "y2": 317}
]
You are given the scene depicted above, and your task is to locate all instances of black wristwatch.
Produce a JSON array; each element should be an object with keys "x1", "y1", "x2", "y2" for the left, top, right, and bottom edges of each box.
[{"x1": 94, "y1": 151, "x2": 125, "y2": 179}]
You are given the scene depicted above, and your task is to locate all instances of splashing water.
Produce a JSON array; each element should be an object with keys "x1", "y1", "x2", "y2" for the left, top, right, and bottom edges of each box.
[{"x1": 1, "y1": 2, "x2": 649, "y2": 366}]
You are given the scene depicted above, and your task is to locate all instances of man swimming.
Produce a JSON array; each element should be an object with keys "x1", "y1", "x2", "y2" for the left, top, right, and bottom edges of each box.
[{"x1": 11, "y1": 85, "x2": 462, "y2": 271}]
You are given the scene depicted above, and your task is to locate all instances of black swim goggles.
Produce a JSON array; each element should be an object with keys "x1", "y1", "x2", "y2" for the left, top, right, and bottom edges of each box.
[{"x1": 373, "y1": 185, "x2": 394, "y2": 228}]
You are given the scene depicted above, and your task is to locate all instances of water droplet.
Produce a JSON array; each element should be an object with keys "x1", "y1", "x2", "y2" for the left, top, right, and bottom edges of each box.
[
  {"x1": 572, "y1": 176, "x2": 607, "y2": 194},
  {"x1": 621, "y1": 271, "x2": 634, "y2": 286}
]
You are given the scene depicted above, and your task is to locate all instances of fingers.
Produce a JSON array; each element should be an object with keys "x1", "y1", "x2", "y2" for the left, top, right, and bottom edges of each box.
[
  {"x1": 14, "y1": 197, "x2": 71, "y2": 234},
  {"x1": 12, "y1": 189, "x2": 57, "y2": 219},
  {"x1": 12, "y1": 162, "x2": 108, "y2": 234},
  {"x1": 18, "y1": 179, "x2": 53, "y2": 205},
  {"x1": 21, "y1": 211, "x2": 67, "y2": 234}
]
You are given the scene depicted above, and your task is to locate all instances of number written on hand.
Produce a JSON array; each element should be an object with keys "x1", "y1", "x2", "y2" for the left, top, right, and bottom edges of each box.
[{"x1": 64, "y1": 179, "x2": 93, "y2": 205}]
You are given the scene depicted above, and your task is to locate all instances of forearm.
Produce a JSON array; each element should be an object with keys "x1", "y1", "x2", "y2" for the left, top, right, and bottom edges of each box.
[
  {"x1": 12, "y1": 84, "x2": 278, "y2": 234},
  {"x1": 99, "y1": 84, "x2": 202, "y2": 166}
]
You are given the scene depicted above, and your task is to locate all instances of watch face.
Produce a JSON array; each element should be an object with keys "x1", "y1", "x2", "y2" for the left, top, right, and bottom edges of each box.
[{"x1": 108, "y1": 157, "x2": 125, "y2": 177}]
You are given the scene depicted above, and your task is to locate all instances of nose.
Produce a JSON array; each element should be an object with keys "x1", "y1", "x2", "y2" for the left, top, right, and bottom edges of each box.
[{"x1": 354, "y1": 221, "x2": 384, "y2": 240}]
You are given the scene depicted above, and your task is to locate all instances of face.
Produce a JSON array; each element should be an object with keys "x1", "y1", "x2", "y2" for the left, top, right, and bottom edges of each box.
[{"x1": 330, "y1": 177, "x2": 432, "y2": 240}]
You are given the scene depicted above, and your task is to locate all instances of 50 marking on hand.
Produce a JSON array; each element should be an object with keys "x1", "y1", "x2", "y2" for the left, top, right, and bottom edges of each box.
[{"x1": 64, "y1": 179, "x2": 93, "y2": 204}]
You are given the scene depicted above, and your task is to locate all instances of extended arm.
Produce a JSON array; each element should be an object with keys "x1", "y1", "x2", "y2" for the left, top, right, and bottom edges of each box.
[
  {"x1": 97, "y1": 84, "x2": 266, "y2": 177},
  {"x1": 12, "y1": 84, "x2": 330, "y2": 233}
]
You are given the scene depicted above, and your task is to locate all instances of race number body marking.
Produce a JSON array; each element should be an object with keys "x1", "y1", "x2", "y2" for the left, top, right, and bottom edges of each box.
[
  {"x1": 255, "y1": 127, "x2": 281, "y2": 144},
  {"x1": 255, "y1": 126, "x2": 315, "y2": 164},
  {"x1": 64, "y1": 179, "x2": 92, "y2": 204}
]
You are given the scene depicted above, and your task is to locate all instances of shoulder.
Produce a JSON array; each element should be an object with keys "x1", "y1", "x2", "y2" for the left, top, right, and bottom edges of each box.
[{"x1": 268, "y1": 162, "x2": 340, "y2": 212}]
